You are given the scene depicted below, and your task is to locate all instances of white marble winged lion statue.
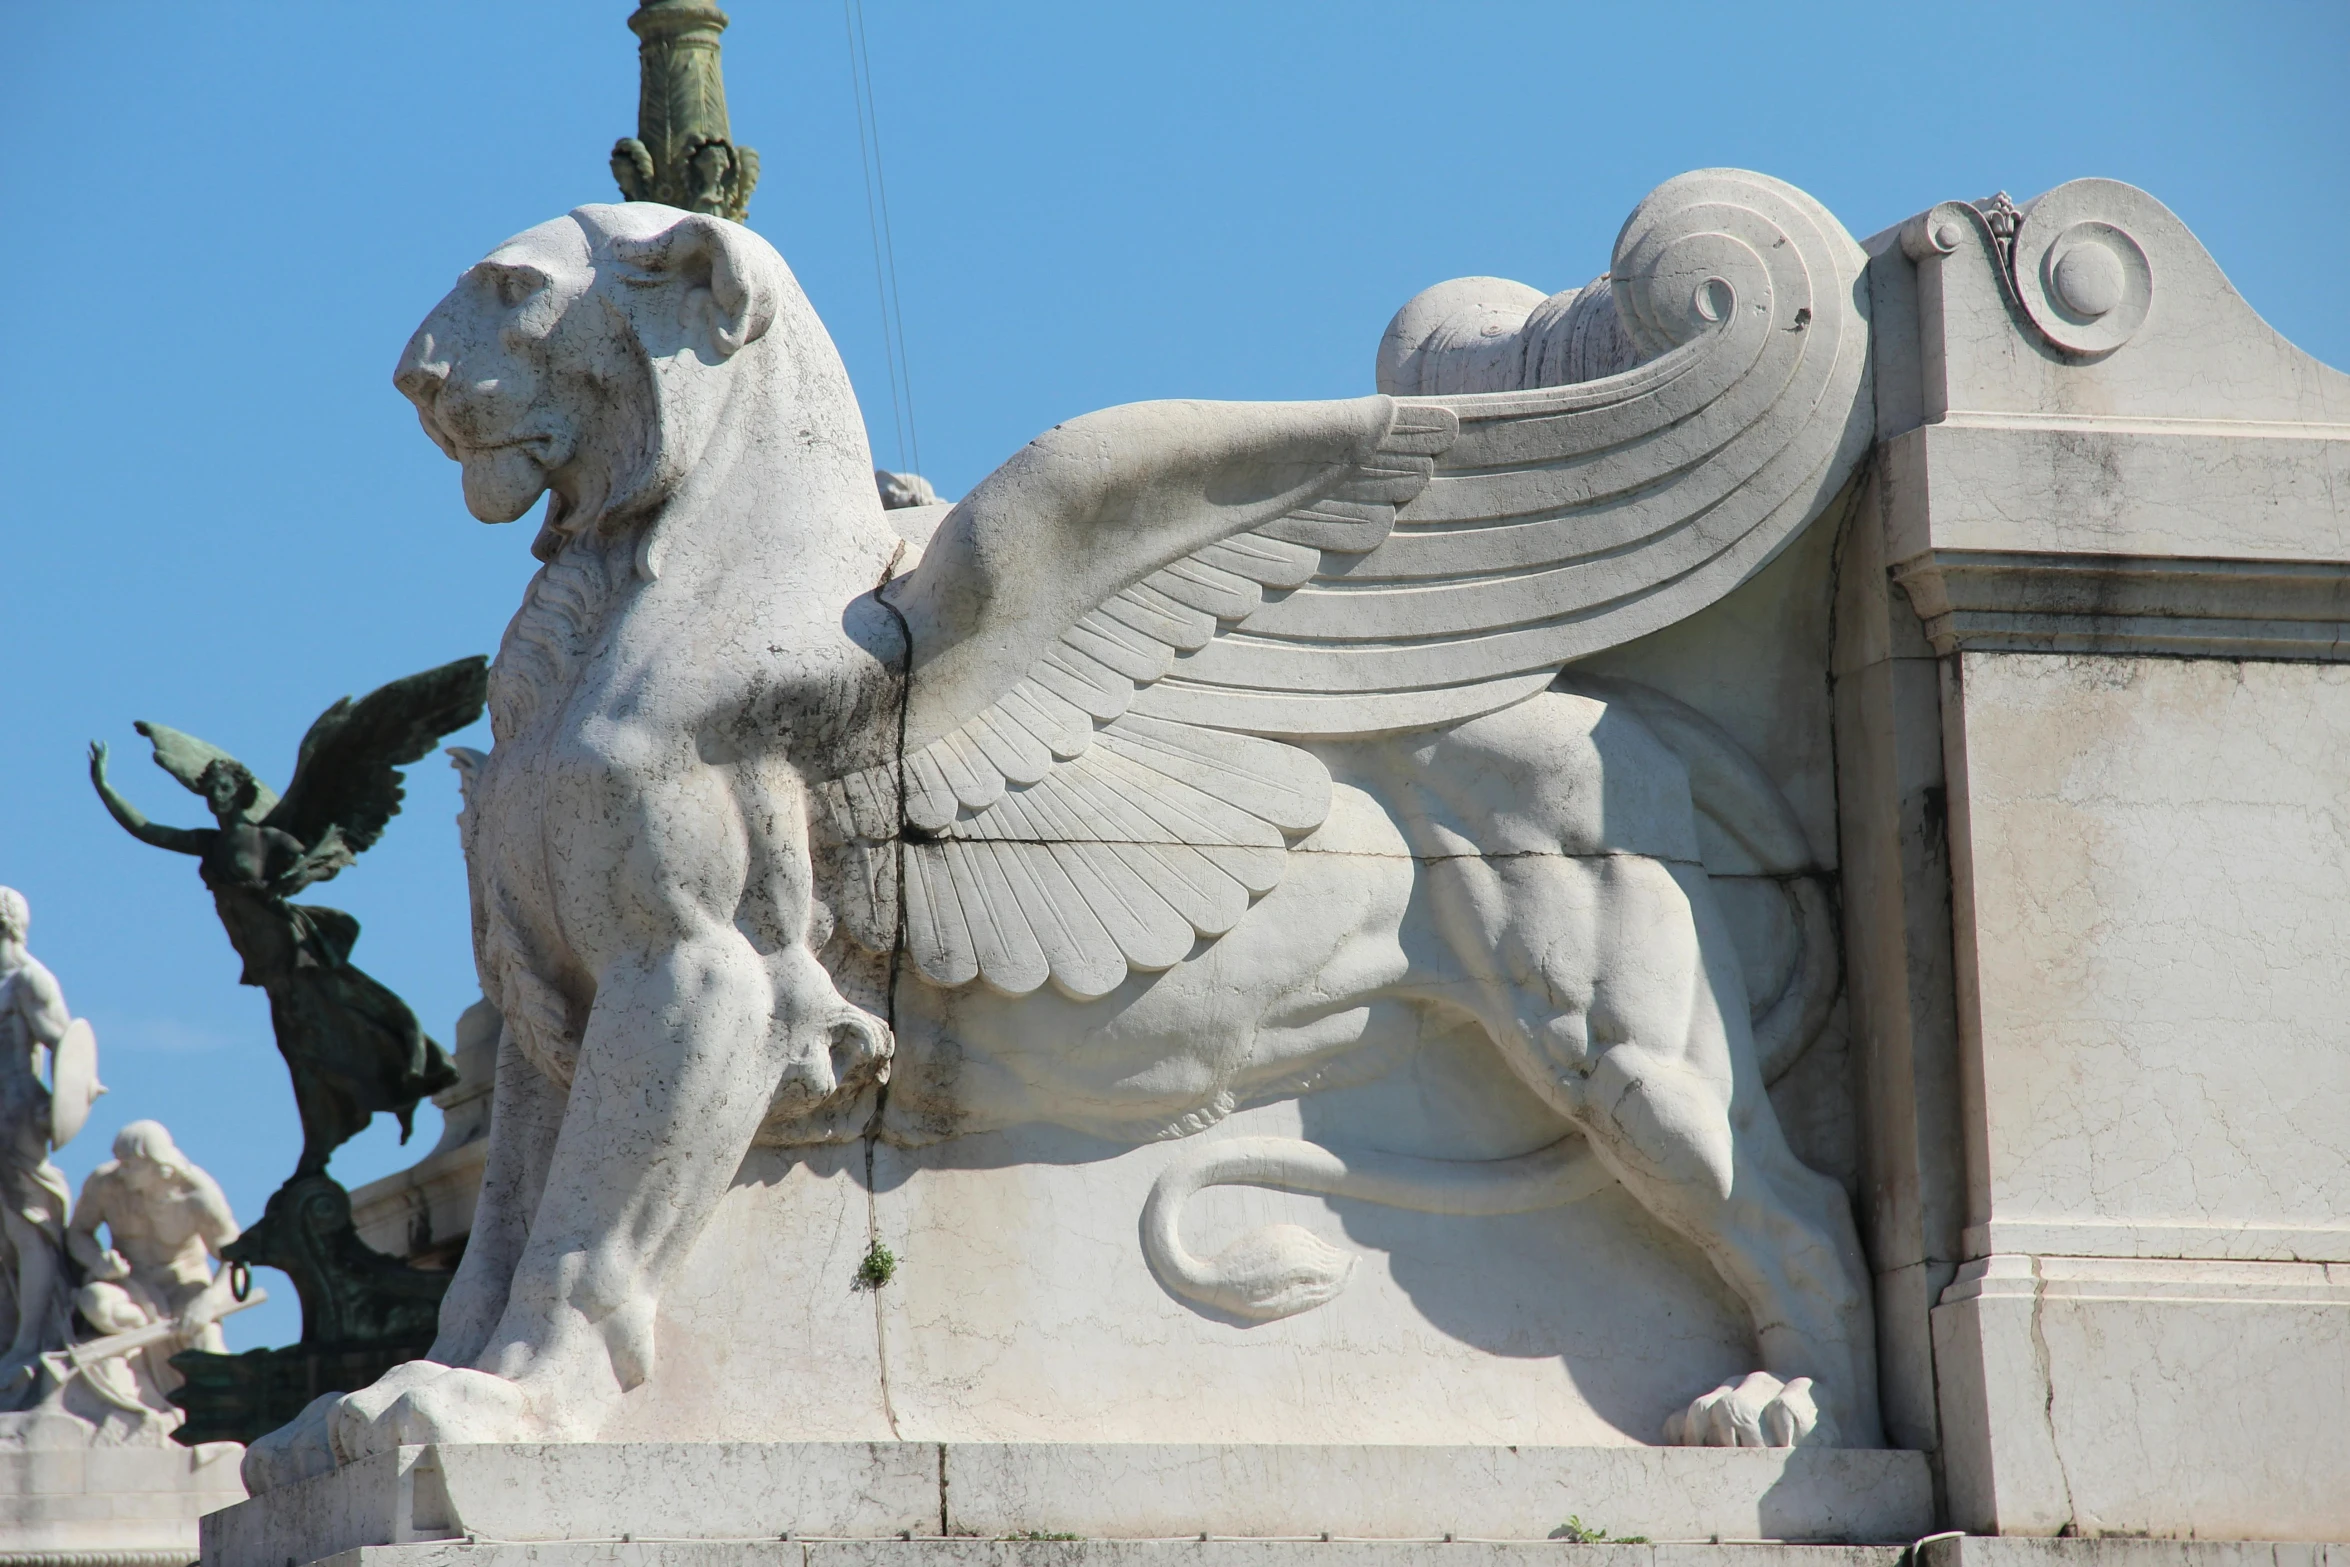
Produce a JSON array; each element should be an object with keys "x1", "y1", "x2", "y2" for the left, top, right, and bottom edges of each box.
[{"x1": 246, "y1": 168, "x2": 1882, "y2": 1489}]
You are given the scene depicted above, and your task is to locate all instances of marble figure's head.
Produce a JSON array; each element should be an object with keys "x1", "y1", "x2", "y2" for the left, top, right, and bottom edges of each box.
[
  {"x1": 199, "y1": 759, "x2": 259, "y2": 821},
  {"x1": 394, "y1": 204, "x2": 856, "y2": 560},
  {"x1": 114, "y1": 1120, "x2": 187, "y2": 1186},
  {"x1": 0, "y1": 886, "x2": 25, "y2": 943}
]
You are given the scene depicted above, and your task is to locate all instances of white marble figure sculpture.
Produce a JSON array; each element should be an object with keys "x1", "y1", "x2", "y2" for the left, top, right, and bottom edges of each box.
[
  {"x1": 1, "y1": 1117, "x2": 250, "y2": 1558},
  {"x1": 250, "y1": 168, "x2": 1883, "y2": 1486},
  {"x1": 63, "y1": 1120, "x2": 242, "y2": 1425},
  {"x1": 0, "y1": 886, "x2": 103, "y2": 1403}
]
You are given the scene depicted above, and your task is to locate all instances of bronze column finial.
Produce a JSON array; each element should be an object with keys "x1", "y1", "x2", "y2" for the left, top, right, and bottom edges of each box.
[{"x1": 610, "y1": 0, "x2": 760, "y2": 222}]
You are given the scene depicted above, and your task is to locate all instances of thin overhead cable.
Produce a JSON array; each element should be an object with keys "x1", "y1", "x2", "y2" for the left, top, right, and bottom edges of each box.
[{"x1": 846, "y1": 0, "x2": 920, "y2": 474}]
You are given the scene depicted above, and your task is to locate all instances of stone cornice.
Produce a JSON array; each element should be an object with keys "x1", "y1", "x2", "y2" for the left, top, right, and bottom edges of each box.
[{"x1": 1890, "y1": 547, "x2": 2350, "y2": 660}]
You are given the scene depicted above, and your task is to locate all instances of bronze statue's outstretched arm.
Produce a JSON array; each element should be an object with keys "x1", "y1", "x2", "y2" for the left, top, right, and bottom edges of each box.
[{"x1": 89, "y1": 742, "x2": 209, "y2": 856}]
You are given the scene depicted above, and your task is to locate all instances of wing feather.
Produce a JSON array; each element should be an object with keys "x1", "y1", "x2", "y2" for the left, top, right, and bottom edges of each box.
[
  {"x1": 943, "y1": 838, "x2": 1049, "y2": 996},
  {"x1": 1034, "y1": 652, "x2": 1131, "y2": 716},
  {"x1": 1149, "y1": 559, "x2": 1263, "y2": 620},
  {"x1": 1117, "y1": 584, "x2": 1219, "y2": 646},
  {"x1": 1062, "y1": 841, "x2": 1194, "y2": 970},
  {"x1": 998, "y1": 683, "x2": 1092, "y2": 758},
  {"x1": 1194, "y1": 535, "x2": 1318, "y2": 588},
  {"x1": 904, "y1": 748, "x2": 962, "y2": 835},
  {"x1": 1106, "y1": 838, "x2": 1246, "y2": 938},
  {"x1": 989, "y1": 795, "x2": 1127, "y2": 1000},
  {"x1": 1095, "y1": 718, "x2": 1327, "y2": 834},
  {"x1": 968, "y1": 708, "x2": 1053, "y2": 786},
  {"x1": 1193, "y1": 842, "x2": 1288, "y2": 896},
  {"x1": 1080, "y1": 746, "x2": 1283, "y2": 852},
  {"x1": 1065, "y1": 616, "x2": 1177, "y2": 682},
  {"x1": 935, "y1": 729, "x2": 1006, "y2": 814},
  {"x1": 902, "y1": 836, "x2": 979, "y2": 987}
]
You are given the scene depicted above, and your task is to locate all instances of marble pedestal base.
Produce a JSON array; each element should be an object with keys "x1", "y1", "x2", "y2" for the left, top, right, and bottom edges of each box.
[
  {"x1": 1931, "y1": 1256, "x2": 2350, "y2": 1539},
  {"x1": 201, "y1": 1443, "x2": 1935, "y2": 1566},
  {"x1": 209, "y1": 1532, "x2": 2350, "y2": 1567},
  {"x1": 0, "y1": 1438, "x2": 246, "y2": 1564}
]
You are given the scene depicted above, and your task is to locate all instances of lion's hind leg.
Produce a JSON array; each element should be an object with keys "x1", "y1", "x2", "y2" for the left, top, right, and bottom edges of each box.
[
  {"x1": 1389, "y1": 697, "x2": 1878, "y2": 1447},
  {"x1": 1430, "y1": 846, "x2": 1880, "y2": 1446}
]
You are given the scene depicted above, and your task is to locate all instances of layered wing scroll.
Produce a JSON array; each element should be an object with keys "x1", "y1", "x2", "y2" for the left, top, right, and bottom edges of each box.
[
  {"x1": 829, "y1": 168, "x2": 1872, "y2": 1001},
  {"x1": 1136, "y1": 167, "x2": 1873, "y2": 734}
]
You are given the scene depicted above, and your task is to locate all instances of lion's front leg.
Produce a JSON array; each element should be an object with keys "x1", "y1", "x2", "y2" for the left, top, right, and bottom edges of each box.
[
  {"x1": 333, "y1": 931, "x2": 807, "y2": 1454},
  {"x1": 427, "y1": 1010, "x2": 567, "y2": 1369},
  {"x1": 331, "y1": 754, "x2": 884, "y2": 1459}
]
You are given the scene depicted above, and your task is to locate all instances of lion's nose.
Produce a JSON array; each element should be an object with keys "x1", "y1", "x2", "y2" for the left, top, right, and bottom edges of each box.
[{"x1": 393, "y1": 329, "x2": 451, "y2": 405}]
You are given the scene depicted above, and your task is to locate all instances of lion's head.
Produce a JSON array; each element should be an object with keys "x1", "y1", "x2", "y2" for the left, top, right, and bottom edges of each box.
[{"x1": 394, "y1": 204, "x2": 858, "y2": 558}]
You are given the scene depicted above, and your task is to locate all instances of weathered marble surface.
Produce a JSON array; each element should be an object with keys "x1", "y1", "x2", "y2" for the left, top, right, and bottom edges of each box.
[
  {"x1": 1854, "y1": 177, "x2": 2350, "y2": 1539},
  {"x1": 623, "y1": 1107, "x2": 1748, "y2": 1448},
  {"x1": 1945, "y1": 653, "x2": 2350, "y2": 1260},
  {"x1": 0, "y1": 1437, "x2": 246, "y2": 1561},
  {"x1": 281, "y1": 1547, "x2": 1919, "y2": 1567},
  {"x1": 204, "y1": 1440, "x2": 1934, "y2": 1563},
  {"x1": 1924, "y1": 1542, "x2": 2350, "y2": 1567},
  {"x1": 1934, "y1": 1254, "x2": 2350, "y2": 1539},
  {"x1": 215, "y1": 1546, "x2": 2350, "y2": 1567}
]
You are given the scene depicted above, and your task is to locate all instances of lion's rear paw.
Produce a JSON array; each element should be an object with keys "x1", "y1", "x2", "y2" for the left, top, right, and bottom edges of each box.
[
  {"x1": 1663, "y1": 1371, "x2": 1837, "y2": 1448},
  {"x1": 329, "y1": 1362, "x2": 547, "y2": 1462}
]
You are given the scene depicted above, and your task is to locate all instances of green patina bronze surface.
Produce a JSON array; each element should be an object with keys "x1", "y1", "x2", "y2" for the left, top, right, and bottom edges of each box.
[
  {"x1": 167, "y1": 1174, "x2": 450, "y2": 1446},
  {"x1": 611, "y1": 0, "x2": 759, "y2": 221},
  {"x1": 90, "y1": 656, "x2": 489, "y2": 1444}
]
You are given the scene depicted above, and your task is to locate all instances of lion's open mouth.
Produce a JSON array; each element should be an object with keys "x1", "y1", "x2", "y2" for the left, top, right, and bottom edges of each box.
[{"x1": 470, "y1": 433, "x2": 559, "y2": 466}]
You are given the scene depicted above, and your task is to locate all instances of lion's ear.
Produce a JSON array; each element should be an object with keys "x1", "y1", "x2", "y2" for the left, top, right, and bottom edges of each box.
[{"x1": 609, "y1": 215, "x2": 778, "y2": 360}]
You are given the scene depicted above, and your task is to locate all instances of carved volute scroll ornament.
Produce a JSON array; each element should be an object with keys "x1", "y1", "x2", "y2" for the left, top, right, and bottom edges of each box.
[
  {"x1": 1903, "y1": 179, "x2": 2158, "y2": 358},
  {"x1": 610, "y1": 0, "x2": 759, "y2": 222},
  {"x1": 2009, "y1": 181, "x2": 2156, "y2": 355}
]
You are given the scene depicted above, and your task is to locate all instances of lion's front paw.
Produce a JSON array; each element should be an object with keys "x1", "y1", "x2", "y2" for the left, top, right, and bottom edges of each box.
[
  {"x1": 1663, "y1": 1371, "x2": 1837, "y2": 1447},
  {"x1": 242, "y1": 1392, "x2": 343, "y2": 1494},
  {"x1": 328, "y1": 1361, "x2": 549, "y2": 1462}
]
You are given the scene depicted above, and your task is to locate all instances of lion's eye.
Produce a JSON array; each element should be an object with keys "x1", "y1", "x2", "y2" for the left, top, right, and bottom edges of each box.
[{"x1": 493, "y1": 268, "x2": 547, "y2": 309}]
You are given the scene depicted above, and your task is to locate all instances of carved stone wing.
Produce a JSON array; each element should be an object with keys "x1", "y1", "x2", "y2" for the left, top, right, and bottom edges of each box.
[
  {"x1": 262, "y1": 656, "x2": 490, "y2": 855},
  {"x1": 826, "y1": 169, "x2": 1870, "y2": 1002}
]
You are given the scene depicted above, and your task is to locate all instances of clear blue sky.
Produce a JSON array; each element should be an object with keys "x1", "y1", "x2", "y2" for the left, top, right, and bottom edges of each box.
[{"x1": 4, "y1": 2, "x2": 2344, "y2": 1351}]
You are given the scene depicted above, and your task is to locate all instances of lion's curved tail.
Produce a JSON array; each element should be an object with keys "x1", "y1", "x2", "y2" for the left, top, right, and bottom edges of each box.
[
  {"x1": 1142, "y1": 1135, "x2": 1612, "y2": 1322},
  {"x1": 1559, "y1": 674, "x2": 1840, "y2": 1085}
]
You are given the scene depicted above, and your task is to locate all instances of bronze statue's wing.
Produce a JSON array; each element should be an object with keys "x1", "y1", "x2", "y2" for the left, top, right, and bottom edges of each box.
[
  {"x1": 262, "y1": 656, "x2": 490, "y2": 854},
  {"x1": 825, "y1": 169, "x2": 1870, "y2": 1003},
  {"x1": 133, "y1": 722, "x2": 279, "y2": 821}
]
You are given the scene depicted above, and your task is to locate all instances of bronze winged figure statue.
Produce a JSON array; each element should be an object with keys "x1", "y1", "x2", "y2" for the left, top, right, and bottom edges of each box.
[{"x1": 90, "y1": 657, "x2": 488, "y2": 1178}]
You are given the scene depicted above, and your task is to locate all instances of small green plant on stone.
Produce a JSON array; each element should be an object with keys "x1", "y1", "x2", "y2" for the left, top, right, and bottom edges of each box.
[
  {"x1": 1550, "y1": 1516, "x2": 1647, "y2": 1544},
  {"x1": 854, "y1": 1239, "x2": 898, "y2": 1291}
]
